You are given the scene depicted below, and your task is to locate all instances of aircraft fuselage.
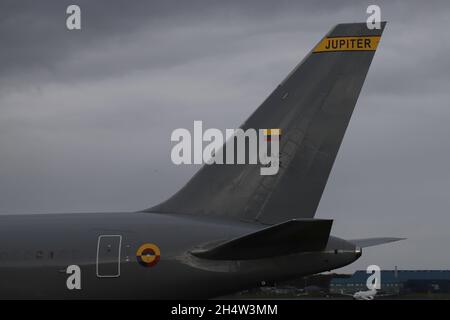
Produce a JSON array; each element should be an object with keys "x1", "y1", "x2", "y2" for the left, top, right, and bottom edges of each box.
[{"x1": 0, "y1": 212, "x2": 360, "y2": 299}]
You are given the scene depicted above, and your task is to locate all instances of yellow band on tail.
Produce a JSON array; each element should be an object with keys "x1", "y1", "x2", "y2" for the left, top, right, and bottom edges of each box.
[{"x1": 313, "y1": 36, "x2": 381, "y2": 53}]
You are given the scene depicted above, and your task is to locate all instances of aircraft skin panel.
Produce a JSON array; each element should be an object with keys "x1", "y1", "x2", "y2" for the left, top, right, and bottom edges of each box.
[
  {"x1": 0, "y1": 212, "x2": 359, "y2": 299},
  {"x1": 145, "y1": 22, "x2": 386, "y2": 225}
]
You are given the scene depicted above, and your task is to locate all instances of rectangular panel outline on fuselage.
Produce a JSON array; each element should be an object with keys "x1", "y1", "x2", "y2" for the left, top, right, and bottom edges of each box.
[{"x1": 96, "y1": 234, "x2": 122, "y2": 278}]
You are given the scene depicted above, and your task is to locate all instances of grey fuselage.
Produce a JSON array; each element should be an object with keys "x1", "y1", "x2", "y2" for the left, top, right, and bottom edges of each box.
[{"x1": 0, "y1": 212, "x2": 360, "y2": 299}]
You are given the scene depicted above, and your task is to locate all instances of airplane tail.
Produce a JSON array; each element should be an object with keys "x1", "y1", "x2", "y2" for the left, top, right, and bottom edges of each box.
[{"x1": 144, "y1": 22, "x2": 386, "y2": 225}]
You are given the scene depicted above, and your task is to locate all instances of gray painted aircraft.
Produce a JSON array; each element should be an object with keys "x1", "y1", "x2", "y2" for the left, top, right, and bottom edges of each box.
[{"x1": 0, "y1": 22, "x2": 404, "y2": 299}]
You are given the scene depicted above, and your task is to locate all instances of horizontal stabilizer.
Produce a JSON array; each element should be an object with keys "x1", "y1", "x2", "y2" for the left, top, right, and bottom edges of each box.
[
  {"x1": 191, "y1": 219, "x2": 333, "y2": 260},
  {"x1": 349, "y1": 237, "x2": 406, "y2": 248}
]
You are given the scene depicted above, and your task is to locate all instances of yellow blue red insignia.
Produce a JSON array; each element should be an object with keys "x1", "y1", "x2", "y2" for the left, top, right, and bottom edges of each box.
[{"x1": 136, "y1": 243, "x2": 160, "y2": 267}]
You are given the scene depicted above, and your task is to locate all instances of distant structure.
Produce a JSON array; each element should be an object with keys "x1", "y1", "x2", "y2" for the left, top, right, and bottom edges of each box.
[{"x1": 330, "y1": 269, "x2": 450, "y2": 294}]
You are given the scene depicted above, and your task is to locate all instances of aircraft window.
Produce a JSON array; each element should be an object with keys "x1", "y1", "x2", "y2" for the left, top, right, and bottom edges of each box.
[{"x1": 36, "y1": 250, "x2": 44, "y2": 260}]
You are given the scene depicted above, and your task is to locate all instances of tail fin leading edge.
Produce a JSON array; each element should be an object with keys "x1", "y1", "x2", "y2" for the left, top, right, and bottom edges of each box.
[{"x1": 145, "y1": 22, "x2": 386, "y2": 224}]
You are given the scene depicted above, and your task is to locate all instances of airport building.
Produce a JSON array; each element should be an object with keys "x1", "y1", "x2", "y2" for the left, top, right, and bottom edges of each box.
[{"x1": 329, "y1": 270, "x2": 450, "y2": 294}]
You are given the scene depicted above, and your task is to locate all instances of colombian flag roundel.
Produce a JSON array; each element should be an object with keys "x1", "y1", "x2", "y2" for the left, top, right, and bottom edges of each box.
[{"x1": 136, "y1": 243, "x2": 161, "y2": 267}]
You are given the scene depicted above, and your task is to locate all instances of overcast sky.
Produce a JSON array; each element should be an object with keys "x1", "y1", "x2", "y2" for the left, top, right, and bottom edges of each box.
[{"x1": 1, "y1": 0, "x2": 450, "y2": 272}]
